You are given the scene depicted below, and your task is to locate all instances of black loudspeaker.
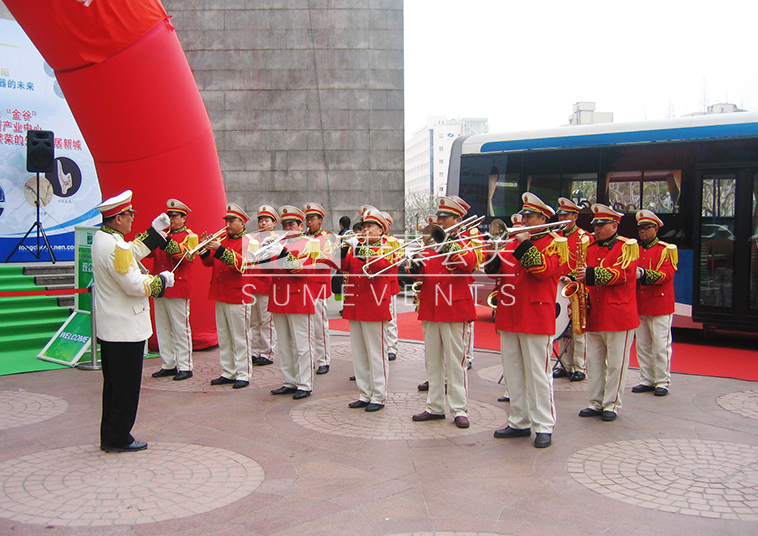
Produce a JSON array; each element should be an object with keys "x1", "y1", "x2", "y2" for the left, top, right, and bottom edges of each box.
[{"x1": 26, "y1": 130, "x2": 55, "y2": 172}]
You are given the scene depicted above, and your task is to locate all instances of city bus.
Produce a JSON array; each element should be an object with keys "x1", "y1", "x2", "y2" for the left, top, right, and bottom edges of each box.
[{"x1": 446, "y1": 112, "x2": 758, "y2": 332}]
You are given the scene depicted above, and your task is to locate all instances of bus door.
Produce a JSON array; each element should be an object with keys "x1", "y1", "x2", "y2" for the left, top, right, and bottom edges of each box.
[{"x1": 694, "y1": 169, "x2": 758, "y2": 330}]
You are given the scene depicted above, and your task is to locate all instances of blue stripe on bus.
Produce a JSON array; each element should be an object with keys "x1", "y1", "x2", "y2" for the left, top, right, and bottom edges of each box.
[{"x1": 480, "y1": 122, "x2": 758, "y2": 153}]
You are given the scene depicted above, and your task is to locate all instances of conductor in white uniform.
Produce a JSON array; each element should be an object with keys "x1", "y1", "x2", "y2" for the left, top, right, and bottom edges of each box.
[{"x1": 92, "y1": 190, "x2": 175, "y2": 453}]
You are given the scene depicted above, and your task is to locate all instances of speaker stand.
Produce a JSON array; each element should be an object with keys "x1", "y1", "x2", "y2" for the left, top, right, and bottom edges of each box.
[{"x1": 4, "y1": 172, "x2": 57, "y2": 263}]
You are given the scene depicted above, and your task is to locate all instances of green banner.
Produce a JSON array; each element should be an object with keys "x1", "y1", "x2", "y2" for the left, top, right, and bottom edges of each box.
[
  {"x1": 37, "y1": 311, "x2": 92, "y2": 366},
  {"x1": 75, "y1": 226, "x2": 97, "y2": 312}
]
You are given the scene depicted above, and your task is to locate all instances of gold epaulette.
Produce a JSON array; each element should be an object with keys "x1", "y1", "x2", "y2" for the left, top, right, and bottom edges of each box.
[
  {"x1": 182, "y1": 229, "x2": 199, "y2": 252},
  {"x1": 300, "y1": 237, "x2": 322, "y2": 260},
  {"x1": 617, "y1": 237, "x2": 639, "y2": 269},
  {"x1": 114, "y1": 242, "x2": 134, "y2": 274},
  {"x1": 547, "y1": 235, "x2": 569, "y2": 265},
  {"x1": 657, "y1": 241, "x2": 678, "y2": 271}
]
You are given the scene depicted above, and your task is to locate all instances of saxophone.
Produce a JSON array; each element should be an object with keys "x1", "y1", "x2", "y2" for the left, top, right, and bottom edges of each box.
[{"x1": 560, "y1": 234, "x2": 589, "y2": 334}]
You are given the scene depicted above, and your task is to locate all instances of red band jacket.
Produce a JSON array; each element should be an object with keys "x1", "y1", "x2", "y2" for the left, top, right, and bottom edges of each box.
[
  {"x1": 306, "y1": 228, "x2": 336, "y2": 300},
  {"x1": 341, "y1": 238, "x2": 392, "y2": 322},
  {"x1": 585, "y1": 234, "x2": 640, "y2": 332},
  {"x1": 267, "y1": 234, "x2": 318, "y2": 315},
  {"x1": 636, "y1": 238, "x2": 677, "y2": 316},
  {"x1": 148, "y1": 226, "x2": 194, "y2": 299},
  {"x1": 413, "y1": 238, "x2": 477, "y2": 323},
  {"x1": 201, "y1": 232, "x2": 252, "y2": 305},
  {"x1": 485, "y1": 234, "x2": 563, "y2": 335}
]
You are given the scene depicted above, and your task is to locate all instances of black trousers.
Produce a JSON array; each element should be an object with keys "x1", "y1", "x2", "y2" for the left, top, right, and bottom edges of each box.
[{"x1": 99, "y1": 339, "x2": 145, "y2": 448}]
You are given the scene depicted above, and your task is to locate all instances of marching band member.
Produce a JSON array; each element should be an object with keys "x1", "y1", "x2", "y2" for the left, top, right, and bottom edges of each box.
[
  {"x1": 92, "y1": 190, "x2": 174, "y2": 452},
  {"x1": 264, "y1": 205, "x2": 319, "y2": 400},
  {"x1": 380, "y1": 211, "x2": 401, "y2": 362},
  {"x1": 485, "y1": 193, "x2": 565, "y2": 448},
  {"x1": 201, "y1": 203, "x2": 254, "y2": 390},
  {"x1": 150, "y1": 199, "x2": 195, "y2": 381},
  {"x1": 411, "y1": 196, "x2": 477, "y2": 429},
  {"x1": 303, "y1": 202, "x2": 337, "y2": 375},
  {"x1": 576, "y1": 204, "x2": 639, "y2": 422},
  {"x1": 341, "y1": 209, "x2": 393, "y2": 411},
  {"x1": 632, "y1": 210, "x2": 677, "y2": 397},
  {"x1": 553, "y1": 197, "x2": 593, "y2": 382},
  {"x1": 248, "y1": 205, "x2": 279, "y2": 367}
]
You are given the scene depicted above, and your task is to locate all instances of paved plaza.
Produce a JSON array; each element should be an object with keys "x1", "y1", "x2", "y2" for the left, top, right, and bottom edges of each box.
[{"x1": 1, "y1": 329, "x2": 757, "y2": 535}]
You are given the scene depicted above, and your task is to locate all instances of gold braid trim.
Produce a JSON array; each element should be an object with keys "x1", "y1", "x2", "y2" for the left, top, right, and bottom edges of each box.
[
  {"x1": 219, "y1": 248, "x2": 236, "y2": 266},
  {"x1": 519, "y1": 244, "x2": 544, "y2": 268},
  {"x1": 617, "y1": 238, "x2": 639, "y2": 269},
  {"x1": 593, "y1": 266, "x2": 614, "y2": 286},
  {"x1": 164, "y1": 238, "x2": 181, "y2": 256},
  {"x1": 643, "y1": 270, "x2": 664, "y2": 285},
  {"x1": 148, "y1": 275, "x2": 164, "y2": 297},
  {"x1": 546, "y1": 236, "x2": 569, "y2": 265},
  {"x1": 135, "y1": 231, "x2": 149, "y2": 242},
  {"x1": 283, "y1": 251, "x2": 303, "y2": 271},
  {"x1": 657, "y1": 242, "x2": 678, "y2": 271}
]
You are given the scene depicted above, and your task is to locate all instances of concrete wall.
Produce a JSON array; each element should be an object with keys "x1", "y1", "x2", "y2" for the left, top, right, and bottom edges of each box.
[{"x1": 163, "y1": 0, "x2": 405, "y2": 232}]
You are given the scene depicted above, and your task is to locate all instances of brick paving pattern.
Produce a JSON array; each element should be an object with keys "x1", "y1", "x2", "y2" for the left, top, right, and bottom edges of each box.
[
  {"x1": 717, "y1": 389, "x2": 758, "y2": 420},
  {"x1": 567, "y1": 439, "x2": 758, "y2": 520},
  {"x1": 291, "y1": 392, "x2": 505, "y2": 440},
  {"x1": 143, "y1": 359, "x2": 282, "y2": 392},
  {"x1": 0, "y1": 442, "x2": 264, "y2": 527},
  {"x1": 330, "y1": 339, "x2": 425, "y2": 362},
  {"x1": 0, "y1": 390, "x2": 68, "y2": 431}
]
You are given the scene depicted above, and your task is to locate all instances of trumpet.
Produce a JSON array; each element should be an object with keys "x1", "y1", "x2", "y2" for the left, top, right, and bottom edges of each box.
[
  {"x1": 338, "y1": 231, "x2": 369, "y2": 241},
  {"x1": 189, "y1": 228, "x2": 228, "y2": 257}
]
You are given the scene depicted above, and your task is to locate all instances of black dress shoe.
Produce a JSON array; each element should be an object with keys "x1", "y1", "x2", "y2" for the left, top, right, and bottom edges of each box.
[
  {"x1": 253, "y1": 356, "x2": 274, "y2": 366},
  {"x1": 631, "y1": 384, "x2": 655, "y2": 393},
  {"x1": 417, "y1": 380, "x2": 429, "y2": 391},
  {"x1": 466, "y1": 360, "x2": 472, "y2": 370},
  {"x1": 654, "y1": 387, "x2": 669, "y2": 397},
  {"x1": 349, "y1": 400, "x2": 369, "y2": 408},
  {"x1": 497, "y1": 396, "x2": 510, "y2": 403},
  {"x1": 494, "y1": 426, "x2": 531, "y2": 438},
  {"x1": 152, "y1": 367, "x2": 177, "y2": 378},
  {"x1": 601, "y1": 410, "x2": 617, "y2": 421},
  {"x1": 569, "y1": 371, "x2": 586, "y2": 382},
  {"x1": 173, "y1": 370, "x2": 193, "y2": 381},
  {"x1": 552, "y1": 367, "x2": 567, "y2": 379},
  {"x1": 210, "y1": 376, "x2": 235, "y2": 386},
  {"x1": 349, "y1": 376, "x2": 356, "y2": 381},
  {"x1": 365, "y1": 403, "x2": 384, "y2": 412},
  {"x1": 293, "y1": 390, "x2": 311, "y2": 399},
  {"x1": 101, "y1": 440, "x2": 148, "y2": 453},
  {"x1": 534, "y1": 433, "x2": 552, "y2": 448},
  {"x1": 316, "y1": 365, "x2": 329, "y2": 375},
  {"x1": 233, "y1": 380, "x2": 249, "y2": 389},
  {"x1": 412, "y1": 411, "x2": 445, "y2": 421},
  {"x1": 578, "y1": 408, "x2": 602, "y2": 417},
  {"x1": 388, "y1": 352, "x2": 396, "y2": 361},
  {"x1": 271, "y1": 386, "x2": 297, "y2": 395}
]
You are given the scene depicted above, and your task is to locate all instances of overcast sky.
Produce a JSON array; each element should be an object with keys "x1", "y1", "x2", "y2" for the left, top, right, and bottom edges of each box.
[{"x1": 404, "y1": 0, "x2": 758, "y2": 136}]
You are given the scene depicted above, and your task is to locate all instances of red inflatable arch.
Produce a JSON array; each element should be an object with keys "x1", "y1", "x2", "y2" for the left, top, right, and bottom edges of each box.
[{"x1": 4, "y1": 0, "x2": 226, "y2": 348}]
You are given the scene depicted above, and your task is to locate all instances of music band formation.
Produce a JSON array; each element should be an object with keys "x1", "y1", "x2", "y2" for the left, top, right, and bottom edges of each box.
[{"x1": 92, "y1": 190, "x2": 677, "y2": 452}]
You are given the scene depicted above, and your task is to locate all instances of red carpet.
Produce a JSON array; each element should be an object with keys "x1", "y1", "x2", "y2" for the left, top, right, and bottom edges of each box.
[{"x1": 331, "y1": 306, "x2": 758, "y2": 382}]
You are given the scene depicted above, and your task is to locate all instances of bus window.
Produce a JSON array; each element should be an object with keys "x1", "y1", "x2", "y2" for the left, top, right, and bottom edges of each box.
[
  {"x1": 525, "y1": 173, "x2": 597, "y2": 211},
  {"x1": 607, "y1": 170, "x2": 681, "y2": 213},
  {"x1": 751, "y1": 173, "x2": 758, "y2": 310},
  {"x1": 700, "y1": 174, "x2": 736, "y2": 308}
]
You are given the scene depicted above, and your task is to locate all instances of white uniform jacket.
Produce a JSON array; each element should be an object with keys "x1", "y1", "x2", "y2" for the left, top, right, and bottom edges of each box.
[{"x1": 92, "y1": 226, "x2": 167, "y2": 342}]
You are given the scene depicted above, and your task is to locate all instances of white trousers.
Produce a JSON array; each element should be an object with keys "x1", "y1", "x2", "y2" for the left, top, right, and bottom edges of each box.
[
  {"x1": 250, "y1": 293, "x2": 276, "y2": 360},
  {"x1": 216, "y1": 301, "x2": 252, "y2": 381},
  {"x1": 465, "y1": 320, "x2": 474, "y2": 362},
  {"x1": 562, "y1": 331, "x2": 586, "y2": 373},
  {"x1": 384, "y1": 294, "x2": 399, "y2": 355},
  {"x1": 635, "y1": 314, "x2": 673, "y2": 389},
  {"x1": 312, "y1": 297, "x2": 331, "y2": 368},
  {"x1": 154, "y1": 297, "x2": 193, "y2": 371},
  {"x1": 585, "y1": 329, "x2": 635, "y2": 413},
  {"x1": 350, "y1": 320, "x2": 388, "y2": 404},
  {"x1": 273, "y1": 313, "x2": 314, "y2": 391},
  {"x1": 422, "y1": 321, "x2": 468, "y2": 417},
  {"x1": 500, "y1": 331, "x2": 556, "y2": 434}
]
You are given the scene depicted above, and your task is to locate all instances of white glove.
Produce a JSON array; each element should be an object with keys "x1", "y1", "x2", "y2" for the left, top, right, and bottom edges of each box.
[
  {"x1": 152, "y1": 213, "x2": 170, "y2": 233},
  {"x1": 636, "y1": 266, "x2": 645, "y2": 280},
  {"x1": 344, "y1": 236, "x2": 359, "y2": 249},
  {"x1": 159, "y1": 270, "x2": 175, "y2": 288},
  {"x1": 266, "y1": 242, "x2": 284, "y2": 259}
]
